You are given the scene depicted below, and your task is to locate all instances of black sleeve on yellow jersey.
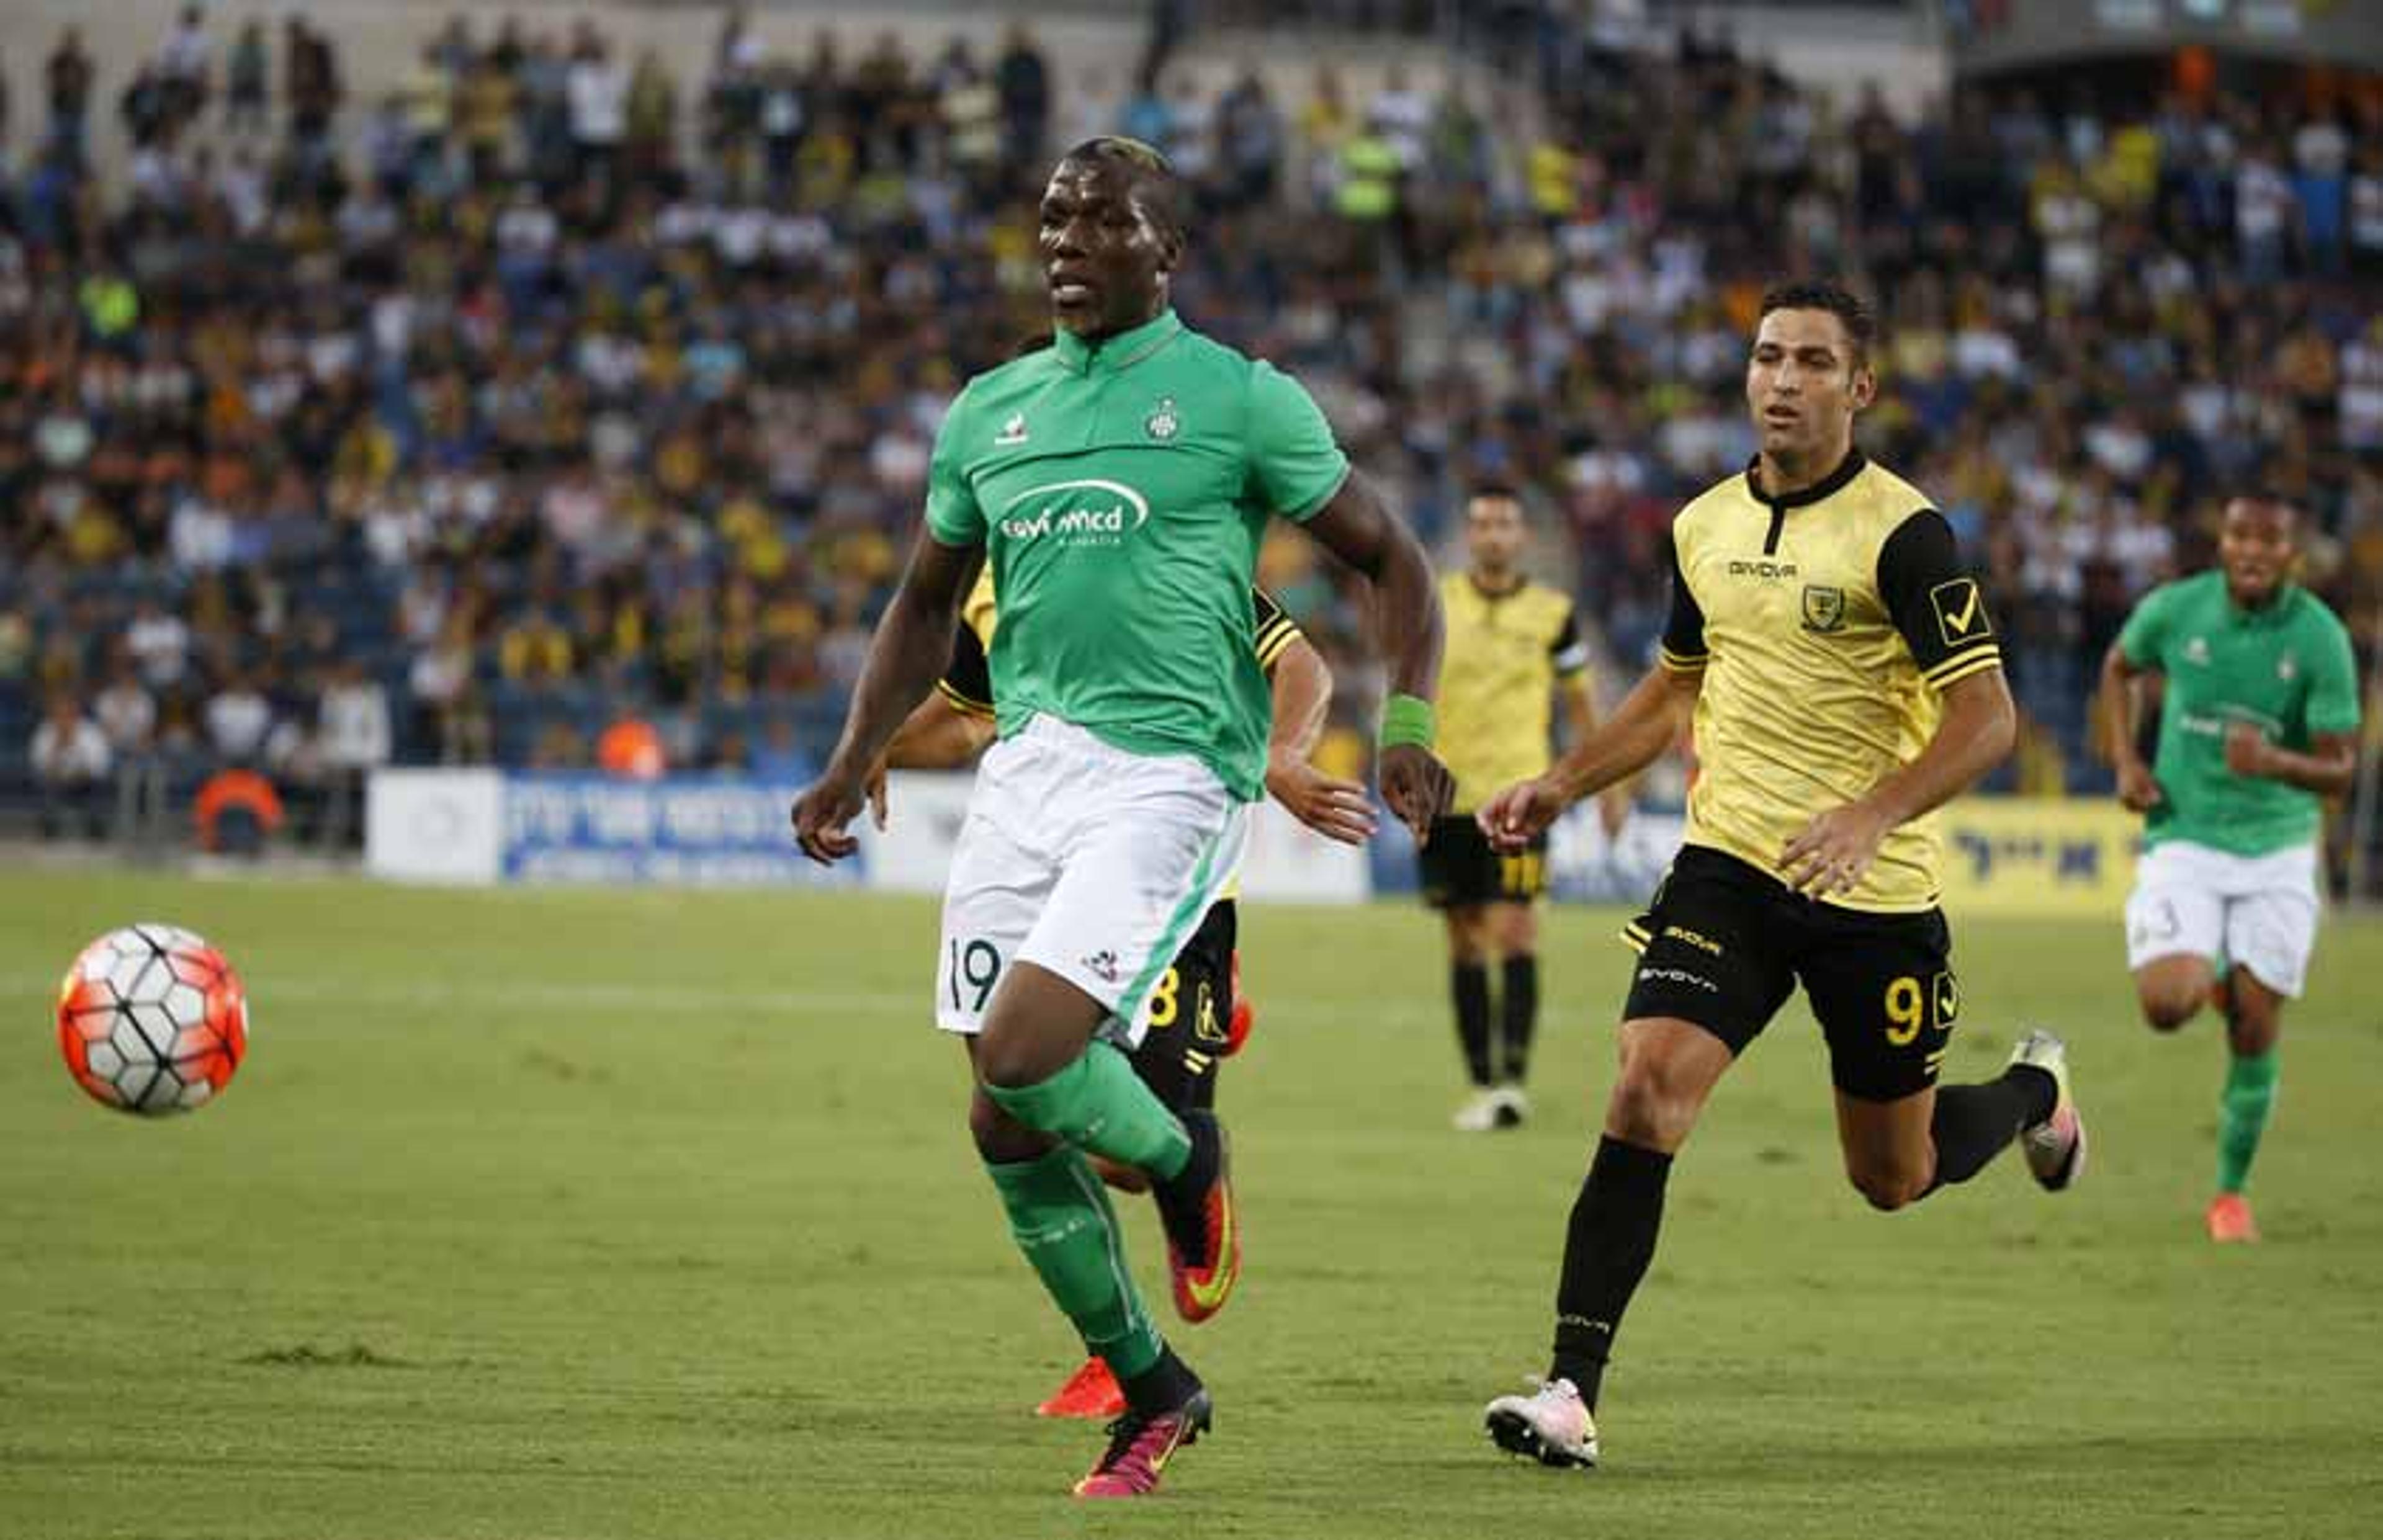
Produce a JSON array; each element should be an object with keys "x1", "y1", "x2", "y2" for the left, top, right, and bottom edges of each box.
[
  {"x1": 936, "y1": 613, "x2": 997, "y2": 719},
  {"x1": 1252, "y1": 586, "x2": 1303, "y2": 674},
  {"x1": 1658, "y1": 537, "x2": 1708, "y2": 672},
  {"x1": 1550, "y1": 604, "x2": 1590, "y2": 678},
  {"x1": 1878, "y1": 508, "x2": 2002, "y2": 691}
]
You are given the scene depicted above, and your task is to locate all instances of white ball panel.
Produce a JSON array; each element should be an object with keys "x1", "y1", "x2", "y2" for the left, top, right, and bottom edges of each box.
[
  {"x1": 107, "y1": 951, "x2": 155, "y2": 997},
  {"x1": 127, "y1": 1003, "x2": 180, "y2": 1049},
  {"x1": 110, "y1": 1015, "x2": 162, "y2": 1065},
  {"x1": 163, "y1": 984, "x2": 206, "y2": 1028},
  {"x1": 115, "y1": 1062, "x2": 159, "y2": 1106},
  {"x1": 138, "y1": 1068, "x2": 187, "y2": 1113},
  {"x1": 85, "y1": 1041, "x2": 125, "y2": 1078}
]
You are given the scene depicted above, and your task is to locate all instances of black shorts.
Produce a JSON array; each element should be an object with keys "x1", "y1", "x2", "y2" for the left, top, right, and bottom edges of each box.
[
  {"x1": 1419, "y1": 815, "x2": 1550, "y2": 909},
  {"x1": 1130, "y1": 900, "x2": 1237, "y2": 1113},
  {"x1": 1620, "y1": 846, "x2": 1958, "y2": 1102}
]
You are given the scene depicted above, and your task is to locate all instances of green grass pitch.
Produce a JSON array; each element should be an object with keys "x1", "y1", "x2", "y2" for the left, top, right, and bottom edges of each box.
[{"x1": 4, "y1": 869, "x2": 2381, "y2": 1539}]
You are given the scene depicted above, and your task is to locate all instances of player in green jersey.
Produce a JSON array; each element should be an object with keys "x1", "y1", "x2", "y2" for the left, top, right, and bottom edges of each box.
[
  {"x1": 2101, "y1": 496, "x2": 2360, "y2": 1243},
  {"x1": 791, "y1": 137, "x2": 1453, "y2": 1498}
]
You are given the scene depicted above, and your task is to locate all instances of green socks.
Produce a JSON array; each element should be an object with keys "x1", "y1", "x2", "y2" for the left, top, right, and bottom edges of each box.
[
  {"x1": 982, "y1": 1041, "x2": 1193, "y2": 1181},
  {"x1": 2217, "y1": 1049, "x2": 2279, "y2": 1195},
  {"x1": 987, "y1": 1145, "x2": 1163, "y2": 1380},
  {"x1": 981, "y1": 1045, "x2": 1194, "y2": 1383}
]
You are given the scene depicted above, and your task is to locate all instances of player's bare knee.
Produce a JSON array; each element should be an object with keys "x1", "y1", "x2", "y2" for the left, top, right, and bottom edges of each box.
[
  {"x1": 972, "y1": 1032, "x2": 1031, "y2": 1090},
  {"x1": 972, "y1": 1018, "x2": 1069, "y2": 1093},
  {"x1": 2134, "y1": 959, "x2": 2210, "y2": 1031},
  {"x1": 1607, "y1": 1062, "x2": 1697, "y2": 1149},
  {"x1": 967, "y1": 1088, "x2": 1051, "y2": 1163},
  {"x1": 2139, "y1": 989, "x2": 2199, "y2": 1032},
  {"x1": 2226, "y1": 999, "x2": 2282, "y2": 1057},
  {"x1": 1847, "y1": 1160, "x2": 1929, "y2": 1212}
]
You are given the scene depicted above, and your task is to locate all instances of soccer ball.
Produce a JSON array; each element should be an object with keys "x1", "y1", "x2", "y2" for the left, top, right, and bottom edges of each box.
[{"x1": 57, "y1": 924, "x2": 249, "y2": 1114}]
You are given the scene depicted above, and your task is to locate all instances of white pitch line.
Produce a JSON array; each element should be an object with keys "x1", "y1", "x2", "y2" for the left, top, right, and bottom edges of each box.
[{"x1": 111, "y1": 974, "x2": 1592, "y2": 1029}]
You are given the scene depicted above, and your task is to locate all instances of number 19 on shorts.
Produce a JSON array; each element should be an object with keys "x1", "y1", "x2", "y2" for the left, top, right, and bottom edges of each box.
[{"x1": 948, "y1": 938, "x2": 1003, "y2": 1014}]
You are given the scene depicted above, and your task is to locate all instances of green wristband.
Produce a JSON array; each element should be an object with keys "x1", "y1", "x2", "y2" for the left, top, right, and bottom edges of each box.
[{"x1": 1377, "y1": 693, "x2": 1436, "y2": 750}]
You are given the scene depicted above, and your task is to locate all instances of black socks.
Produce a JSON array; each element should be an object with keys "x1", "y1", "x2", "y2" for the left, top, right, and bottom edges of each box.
[
  {"x1": 1499, "y1": 954, "x2": 1538, "y2": 1083},
  {"x1": 1929, "y1": 1065, "x2": 2055, "y2": 1189},
  {"x1": 1549, "y1": 1135, "x2": 1674, "y2": 1408},
  {"x1": 1455, "y1": 956, "x2": 1540, "y2": 1086},
  {"x1": 1453, "y1": 962, "x2": 1492, "y2": 1086}
]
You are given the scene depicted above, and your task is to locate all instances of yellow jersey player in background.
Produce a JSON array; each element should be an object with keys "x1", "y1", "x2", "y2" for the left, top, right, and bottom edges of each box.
[
  {"x1": 1471, "y1": 280, "x2": 2087, "y2": 1471},
  {"x1": 1423, "y1": 485, "x2": 1617, "y2": 1130}
]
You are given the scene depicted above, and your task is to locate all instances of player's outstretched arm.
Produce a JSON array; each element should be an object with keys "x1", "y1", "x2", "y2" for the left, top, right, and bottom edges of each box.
[
  {"x1": 1561, "y1": 671, "x2": 1635, "y2": 836},
  {"x1": 791, "y1": 533, "x2": 984, "y2": 862},
  {"x1": 861, "y1": 692, "x2": 997, "y2": 830},
  {"x1": 882, "y1": 692, "x2": 997, "y2": 774},
  {"x1": 1263, "y1": 637, "x2": 1376, "y2": 845},
  {"x1": 2099, "y1": 642, "x2": 2164, "y2": 812},
  {"x1": 1300, "y1": 471, "x2": 1454, "y2": 839},
  {"x1": 1480, "y1": 664, "x2": 1698, "y2": 853},
  {"x1": 1781, "y1": 666, "x2": 2016, "y2": 896}
]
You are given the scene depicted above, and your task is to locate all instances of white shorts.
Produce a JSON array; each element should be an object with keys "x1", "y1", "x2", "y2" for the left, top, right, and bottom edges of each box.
[
  {"x1": 935, "y1": 715, "x2": 1250, "y2": 1045},
  {"x1": 2124, "y1": 838, "x2": 2322, "y2": 998}
]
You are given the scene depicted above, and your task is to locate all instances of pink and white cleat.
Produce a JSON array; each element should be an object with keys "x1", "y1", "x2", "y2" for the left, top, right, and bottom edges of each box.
[
  {"x1": 1072, "y1": 1387, "x2": 1213, "y2": 1498},
  {"x1": 1484, "y1": 1376, "x2": 1599, "y2": 1469},
  {"x1": 2013, "y1": 1029, "x2": 2086, "y2": 1193}
]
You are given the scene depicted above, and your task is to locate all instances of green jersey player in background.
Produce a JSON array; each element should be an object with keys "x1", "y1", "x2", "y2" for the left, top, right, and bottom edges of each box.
[
  {"x1": 791, "y1": 138, "x2": 1453, "y2": 1498},
  {"x1": 2101, "y1": 496, "x2": 2360, "y2": 1243}
]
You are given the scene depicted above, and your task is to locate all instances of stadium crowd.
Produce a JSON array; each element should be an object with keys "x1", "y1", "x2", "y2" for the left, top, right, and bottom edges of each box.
[{"x1": 3, "y1": 6, "x2": 2381, "y2": 844}]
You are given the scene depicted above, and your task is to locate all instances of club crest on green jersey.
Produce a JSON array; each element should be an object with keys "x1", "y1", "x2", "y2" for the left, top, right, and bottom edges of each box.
[
  {"x1": 1146, "y1": 398, "x2": 1180, "y2": 441},
  {"x1": 995, "y1": 413, "x2": 1030, "y2": 447}
]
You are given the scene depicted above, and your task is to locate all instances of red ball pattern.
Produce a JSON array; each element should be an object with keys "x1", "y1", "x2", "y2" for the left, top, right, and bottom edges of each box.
[{"x1": 56, "y1": 925, "x2": 249, "y2": 1116}]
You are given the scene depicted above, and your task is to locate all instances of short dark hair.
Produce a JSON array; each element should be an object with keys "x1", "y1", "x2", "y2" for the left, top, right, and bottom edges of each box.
[
  {"x1": 2227, "y1": 493, "x2": 2301, "y2": 529},
  {"x1": 1758, "y1": 280, "x2": 1875, "y2": 367},
  {"x1": 1465, "y1": 481, "x2": 1527, "y2": 511},
  {"x1": 1057, "y1": 136, "x2": 1191, "y2": 240}
]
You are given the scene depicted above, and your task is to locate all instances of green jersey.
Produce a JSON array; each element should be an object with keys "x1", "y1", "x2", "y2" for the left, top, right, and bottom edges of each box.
[
  {"x1": 2116, "y1": 571, "x2": 2360, "y2": 856},
  {"x1": 922, "y1": 310, "x2": 1349, "y2": 799}
]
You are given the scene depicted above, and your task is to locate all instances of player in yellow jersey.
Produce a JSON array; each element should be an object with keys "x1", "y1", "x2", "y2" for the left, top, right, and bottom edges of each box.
[
  {"x1": 1423, "y1": 485, "x2": 1615, "y2": 1131},
  {"x1": 871, "y1": 565, "x2": 1368, "y2": 1418},
  {"x1": 1471, "y1": 281, "x2": 2088, "y2": 1470}
]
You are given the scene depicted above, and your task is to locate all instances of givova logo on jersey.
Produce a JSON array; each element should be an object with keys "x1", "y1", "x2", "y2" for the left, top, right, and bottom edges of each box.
[{"x1": 998, "y1": 478, "x2": 1151, "y2": 548}]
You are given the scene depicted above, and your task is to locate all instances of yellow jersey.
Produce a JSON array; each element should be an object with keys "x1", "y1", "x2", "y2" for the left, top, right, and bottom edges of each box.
[
  {"x1": 1437, "y1": 572, "x2": 1587, "y2": 812},
  {"x1": 1659, "y1": 450, "x2": 2002, "y2": 912}
]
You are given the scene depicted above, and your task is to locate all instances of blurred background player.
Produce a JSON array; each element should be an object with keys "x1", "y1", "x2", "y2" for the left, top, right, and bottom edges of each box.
[
  {"x1": 2101, "y1": 496, "x2": 2359, "y2": 1244},
  {"x1": 1423, "y1": 483, "x2": 1617, "y2": 1131},
  {"x1": 873, "y1": 564, "x2": 1362, "y2": 1415},
  {"x1": 1473, "y1": 282, "x2": 2083, "y2": 1471},
  {"x1": 792, "y1": 138, "x2": 1451, "y2": 1499}
]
